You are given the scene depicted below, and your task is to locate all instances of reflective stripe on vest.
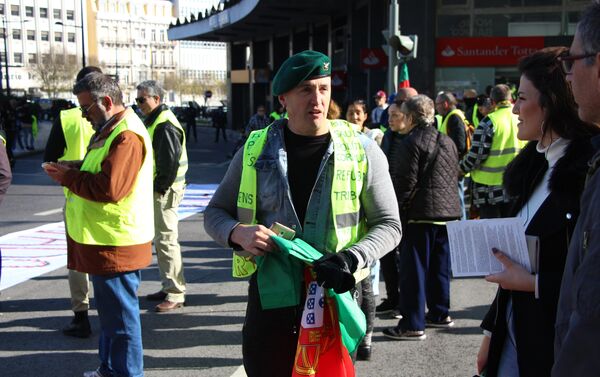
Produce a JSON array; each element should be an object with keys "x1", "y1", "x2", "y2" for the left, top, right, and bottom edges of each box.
[
  {"x1": 0, "y1": 134, "x2": 6, "y2": 146},
  {"x1": 59, "y1": 108, "x2": 95, "y2": 161},
  {"x1": 146, "y1": 108, "x2": 188, "y2": 189},
  {"x1": 65, "y1": 111, "x2": 154, "y2": 246},
  {"x1": 470, "y1": 106, "x2": 522, "y2": 186},
  {"x1": 439, "y1": 108, "x2": 467, "y2": 136},
  {"x1": 233, "y1": 120, "x2": 368, "y2": 278}
]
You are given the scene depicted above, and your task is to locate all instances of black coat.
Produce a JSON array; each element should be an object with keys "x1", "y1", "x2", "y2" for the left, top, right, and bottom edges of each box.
[
  {"x1": 481, "y1": 137, "x2": 594, "y2": 377},
  {"x1": 390, "y1": 124, "x2": 460, "y2": 221}
]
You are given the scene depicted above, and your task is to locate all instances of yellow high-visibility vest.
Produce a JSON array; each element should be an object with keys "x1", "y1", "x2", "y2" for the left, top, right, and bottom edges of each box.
[
  {"x1": 471, "y1": 105, "x2": 523, "y2": 186},
  {"x1": 65, "y1": 111, "x2": 154, "y2": 246},
  {"x1": 146, "y1": 108, "x2": 188, "y2": 189},
  {"x1": 233, "y1": 119, "x2": 368, "y2": 279}
]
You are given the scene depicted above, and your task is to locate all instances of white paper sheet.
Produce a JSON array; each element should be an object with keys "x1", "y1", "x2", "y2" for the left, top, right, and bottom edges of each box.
[{"x1": 446, "y1": 217, "x2": 531, "y2": 277}]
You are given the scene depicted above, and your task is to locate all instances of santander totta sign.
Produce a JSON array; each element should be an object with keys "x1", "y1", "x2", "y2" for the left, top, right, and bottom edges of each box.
[{"x1": 436, "y1": 37, "x2": 545, "y2": 67}]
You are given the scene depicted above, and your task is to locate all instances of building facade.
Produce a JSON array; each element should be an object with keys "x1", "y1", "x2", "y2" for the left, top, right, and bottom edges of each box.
[
  {"x1": 0, "y1": 0, "x2": 86, "y2": 96},
  {"x1": 90, "y1": 0, "x2": 178, "y2": 103},
  {"x1": 168, "y1": 0, "x2": 590, "y2": 129},
  {"x1": 171, "y1": 0, "x2": 227, "y2": 102}
]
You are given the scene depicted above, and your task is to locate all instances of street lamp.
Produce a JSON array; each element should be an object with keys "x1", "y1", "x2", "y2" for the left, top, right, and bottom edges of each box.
[
  {"x1": 55, "y1": 21, "x2": 86, "y2": 68},
  {"x1": 1, "y1": 17, "x2": 31, "y2": 96}
]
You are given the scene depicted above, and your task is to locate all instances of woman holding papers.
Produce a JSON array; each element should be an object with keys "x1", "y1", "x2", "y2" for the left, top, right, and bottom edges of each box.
[{"x1": 476, "y1": 47, "x2": 599, "y2": 377}]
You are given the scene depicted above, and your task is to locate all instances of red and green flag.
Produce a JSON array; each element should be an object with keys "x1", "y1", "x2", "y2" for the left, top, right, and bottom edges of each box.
[{"x1": 398, "y1": 62, "x2": 410, "y2": 89}]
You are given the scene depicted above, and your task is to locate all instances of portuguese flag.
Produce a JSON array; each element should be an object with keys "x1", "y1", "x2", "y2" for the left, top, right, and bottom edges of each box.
[{"x1": 398, "y1": 62, "x2": 410, "y2": 88}]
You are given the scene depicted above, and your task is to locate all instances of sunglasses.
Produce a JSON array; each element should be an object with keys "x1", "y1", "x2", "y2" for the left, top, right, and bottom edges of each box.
[
  {"x1": 558, "y1": 51, "x2": 597, "y2": 74},
  {"x1": 79, "y1": 102, "x2": 97, "y2": 116},
  {"x1": 135, "y1": 95, "x2": 155, "y2": 104}
]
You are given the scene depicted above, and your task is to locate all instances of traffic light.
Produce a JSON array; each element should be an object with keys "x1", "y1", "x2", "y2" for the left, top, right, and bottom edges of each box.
[{"x1": 388, "y1": 34, "x2": 418, "y2": 62}]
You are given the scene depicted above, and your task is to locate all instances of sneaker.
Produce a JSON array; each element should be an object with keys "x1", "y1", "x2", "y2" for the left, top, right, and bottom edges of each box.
[
  {"x1": 375, "y1": 299, "x2": 397, "y2": 314},
  {"x1": 391, "y1": 309, "x2": 403, "y2": 320},
  {"x1": 83, "y1": 369, "x2": 107, "y2": 377},
  {"x1": 356, "y1": 345, "x2": 372, "y2": 361},
  {"x1": 425, "y1": 316, "x2": 455, "y2": 328},
  {"x1": 383, "y1": 327, "x2": 426, "y2": 341}
]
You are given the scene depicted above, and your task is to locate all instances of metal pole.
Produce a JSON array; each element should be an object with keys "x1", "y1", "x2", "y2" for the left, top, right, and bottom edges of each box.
[
  {"x1": 387, "y1": 0, "x2": 399, "y2": 95},
  {"x1": 80, "y1": 0, "x2": 86, "y2": 67},
  {"x1": 3, "y1": 17, "x2": 10, "y2": 97}
]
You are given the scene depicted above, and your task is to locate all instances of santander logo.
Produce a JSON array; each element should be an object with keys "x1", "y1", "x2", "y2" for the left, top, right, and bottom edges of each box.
[{"x1": 441, "y1": 46, "x2": 455, "y2": 57}]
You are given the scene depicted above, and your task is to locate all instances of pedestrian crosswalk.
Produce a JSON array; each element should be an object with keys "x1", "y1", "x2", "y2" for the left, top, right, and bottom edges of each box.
[{"x1": 0, "y1": 183, "x2": 218, "y2": 291}]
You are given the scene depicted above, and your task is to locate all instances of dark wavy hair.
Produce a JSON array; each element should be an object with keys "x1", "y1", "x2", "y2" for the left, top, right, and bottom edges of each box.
[{"x1": 518, "y1": 46, "x2": 597, "y2": 139}]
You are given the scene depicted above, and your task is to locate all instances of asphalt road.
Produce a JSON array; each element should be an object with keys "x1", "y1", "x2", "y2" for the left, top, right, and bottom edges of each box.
[{"x1": 0, "y1": 126, "x2": 497, "y2": 377}]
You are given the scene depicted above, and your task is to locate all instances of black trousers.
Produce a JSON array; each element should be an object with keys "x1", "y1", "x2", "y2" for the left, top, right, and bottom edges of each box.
[
  {"x1": 479, "y1": 202, "x2": 512, "y2": 219},
  {"x1": 242, "y1": 274, "x2": 302, "y2": 377},
  {"x1": 380, "y1": 246, "x2": 400, "y2": 306}
]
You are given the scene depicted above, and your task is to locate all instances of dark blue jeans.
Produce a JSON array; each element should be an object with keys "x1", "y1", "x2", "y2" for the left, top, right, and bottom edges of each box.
[
  {"x1": 92, "y1": 271, "x2": 144, "y2": 377},
  {"x1": 398, "y1": 223, "x2": 451, "y2": 331}
]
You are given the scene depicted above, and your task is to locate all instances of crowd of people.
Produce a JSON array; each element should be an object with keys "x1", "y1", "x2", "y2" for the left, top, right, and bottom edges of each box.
[{"x1": 0, "y1": 1, "x2": 598, "y2": 376}]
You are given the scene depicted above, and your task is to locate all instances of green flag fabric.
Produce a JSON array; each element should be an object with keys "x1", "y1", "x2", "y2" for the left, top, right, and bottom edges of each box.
[{"x1": 270, "y1": 235, "x2": 367, "y2": 354}]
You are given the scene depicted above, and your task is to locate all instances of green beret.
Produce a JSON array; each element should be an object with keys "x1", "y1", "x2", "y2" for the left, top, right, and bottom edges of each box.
[{"x1": 272, "y1": 50, "x2": 331, "y2": 96}]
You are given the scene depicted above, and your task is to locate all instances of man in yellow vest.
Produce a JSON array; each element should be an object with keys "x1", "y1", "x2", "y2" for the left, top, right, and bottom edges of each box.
[
  {"x1": 43, "y1": 72, "x2": 153, "y2": 377},
  {"x1": 459, "y1": 84, "x2": 522, "y2": 218},
  {"x1": 435, "y1": 91, "x2": 468, "y2": 220},
  {"x1": 43, "y1": 66, "x2": 101, "y2": 338},
  {"x1": 204, "y1": 50, "x2": 401, "y2": 376},
  {"x1": 136, "y1": 80, "x2": 188, "y2": 312}
]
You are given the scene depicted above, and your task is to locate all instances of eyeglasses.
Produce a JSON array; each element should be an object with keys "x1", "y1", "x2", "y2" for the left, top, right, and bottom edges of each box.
[
  {"x1": 558, "y1": 51, "x2": 598, "y2": 74},
  {"x1": 79, "y1": 102, "x2": 97, "y2": 116},
  {"x1": 135, "y1": 96, "x2": 150, "y2": 104}
]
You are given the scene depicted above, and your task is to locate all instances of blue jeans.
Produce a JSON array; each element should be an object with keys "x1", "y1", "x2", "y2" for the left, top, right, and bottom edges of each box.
[
  {"x1": 92, "y1": 271, "x2": 144, "y2": 377},
  {"x1": 398, "y1": 223, "x2": 451, "y2": 331}
]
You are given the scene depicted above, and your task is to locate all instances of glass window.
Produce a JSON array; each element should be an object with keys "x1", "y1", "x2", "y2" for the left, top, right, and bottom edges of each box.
[
  {"x1": 12, "y1": 29, "x2": 21, "y2": 40},
  {"x1": 27, "y1": 30, "x2": 35, "y2": 40},
  {"x1": 14, "y1": 53, "x2": 23, "y2": 64},
  {"x1": 441, "y1": 0, "x2": 468, "y2": 5},
  {"x1": 66, "y1": 10, "x2": 74, "y2": 20},
  {"x1": 473, "y1": 12, "x2": 561, "y2": 36},
  {"x1": 474, "y1": 0, "x2": 560, "y2": 7},
  {"x1": 54, "y1": 8, "x2": 61, "y2": 19},
  {"x1": 68, "y1": 32, "x2": 75, "y2": 42},
  {"x1": 55, "y1": 31, "x2": 62, "y2": 42},
  {"x1": 25, "y1": 6, "x2": 34, "y2": 17},
  {"x1": 40, "y1": 7, "x2": 48, "y2": 18},
  {"x1": 11, "y1": 4, "x2": 19, "y2": 16},
  {"x1": 0, "y1": 28, "x2": 4, "y2": 39},
  {"x1": 0, "y1": 52, "x2": 5, "y2": 63},
  {"x1": 151, "y1": 30, "x2": 156, "y2": 41},
  {"x1": 28, "y1": 53, "x2": 37, "y2": 64},
  {"x1": 0, "y1": 4, "x2": 4, "y2": 15},
  {"x1": 438, "y1": 14, "x2": 470, "y2": 36},
  {"x1": 41, "y1": 31, "x2": 49, "y2": 41}
]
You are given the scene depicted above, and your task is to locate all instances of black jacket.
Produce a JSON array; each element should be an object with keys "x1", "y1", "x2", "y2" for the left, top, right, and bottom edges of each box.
[
  {"x1": 390, "y1": 124, "x2": 460, "y2": 221},
  {"x1": 481, "y1": 137, "x2": 594, "y2": 377},
  {"x1": 144, "y1": 104, "x2": 184, "y2": 194}
]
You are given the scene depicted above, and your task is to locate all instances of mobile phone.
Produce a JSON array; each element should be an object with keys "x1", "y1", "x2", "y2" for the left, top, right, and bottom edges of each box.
[{"x1": 270, "y1": 222, "x2": 296, "y2": 240}]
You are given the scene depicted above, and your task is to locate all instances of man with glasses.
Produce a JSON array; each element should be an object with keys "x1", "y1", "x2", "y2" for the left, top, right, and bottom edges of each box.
[
  {"x1": 136, "y1": 80, "x2": 188, "y2": 312},
  {"x1": 43, "y1": 66, "x2": 102, "y2": 339},
  {"x1": 43, "y1": 73, "x2": 153, "y2": 377},
  {"x1": 554, "y1": 2, "x2": 600, "y2": 376}
]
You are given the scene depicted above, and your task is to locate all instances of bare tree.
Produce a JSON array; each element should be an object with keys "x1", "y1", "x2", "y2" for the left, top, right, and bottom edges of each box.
[{"x1": 30, "y1": 52, "x2": 79, "y2": 98}]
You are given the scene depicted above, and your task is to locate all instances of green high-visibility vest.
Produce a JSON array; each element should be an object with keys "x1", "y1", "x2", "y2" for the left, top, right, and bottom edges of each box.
[
  {"x1": 59, "y1": 108, "x2": 95, "y2": 162},
  {"x1": 234, "y1": 120, "x2": 369, "y2": 307},
  {"x1": 65, "y1": 111, "x2": 154, "y2": 246},
  {"x1": 269, "y1": 111, "x2": 281, "y2": 121},
  {"x1": 439, "y1": 108, "x2": 468, "y2": 136},
  {"x1": 435, "y1": 114, "x2": 442, "y2": 130},
  {"x1": 32, "y1": 115, "x2": 38, "y2": 138},
  {"x1": 472, "y1": 104, "x2": 480, "y2": 128},
  {"x1": 0, "y1": 133, "x2": 6, "y2": 146},
  {"x1": 146, "y1": 108, "x2": 188, "y2": 189},
  {"x1": 470, "y1": 105, "x2": 522, "y2": 186}
]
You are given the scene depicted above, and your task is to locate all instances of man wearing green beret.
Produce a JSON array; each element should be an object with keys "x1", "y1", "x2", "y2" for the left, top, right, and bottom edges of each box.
[{"x1": 204, "y1": 50, "x2": 401, "y2": 376}]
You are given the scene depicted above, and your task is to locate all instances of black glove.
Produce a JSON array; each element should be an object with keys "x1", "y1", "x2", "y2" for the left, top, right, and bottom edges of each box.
[{"x1": 313, "y1": 250, "x2": 358, "y2": 294}]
